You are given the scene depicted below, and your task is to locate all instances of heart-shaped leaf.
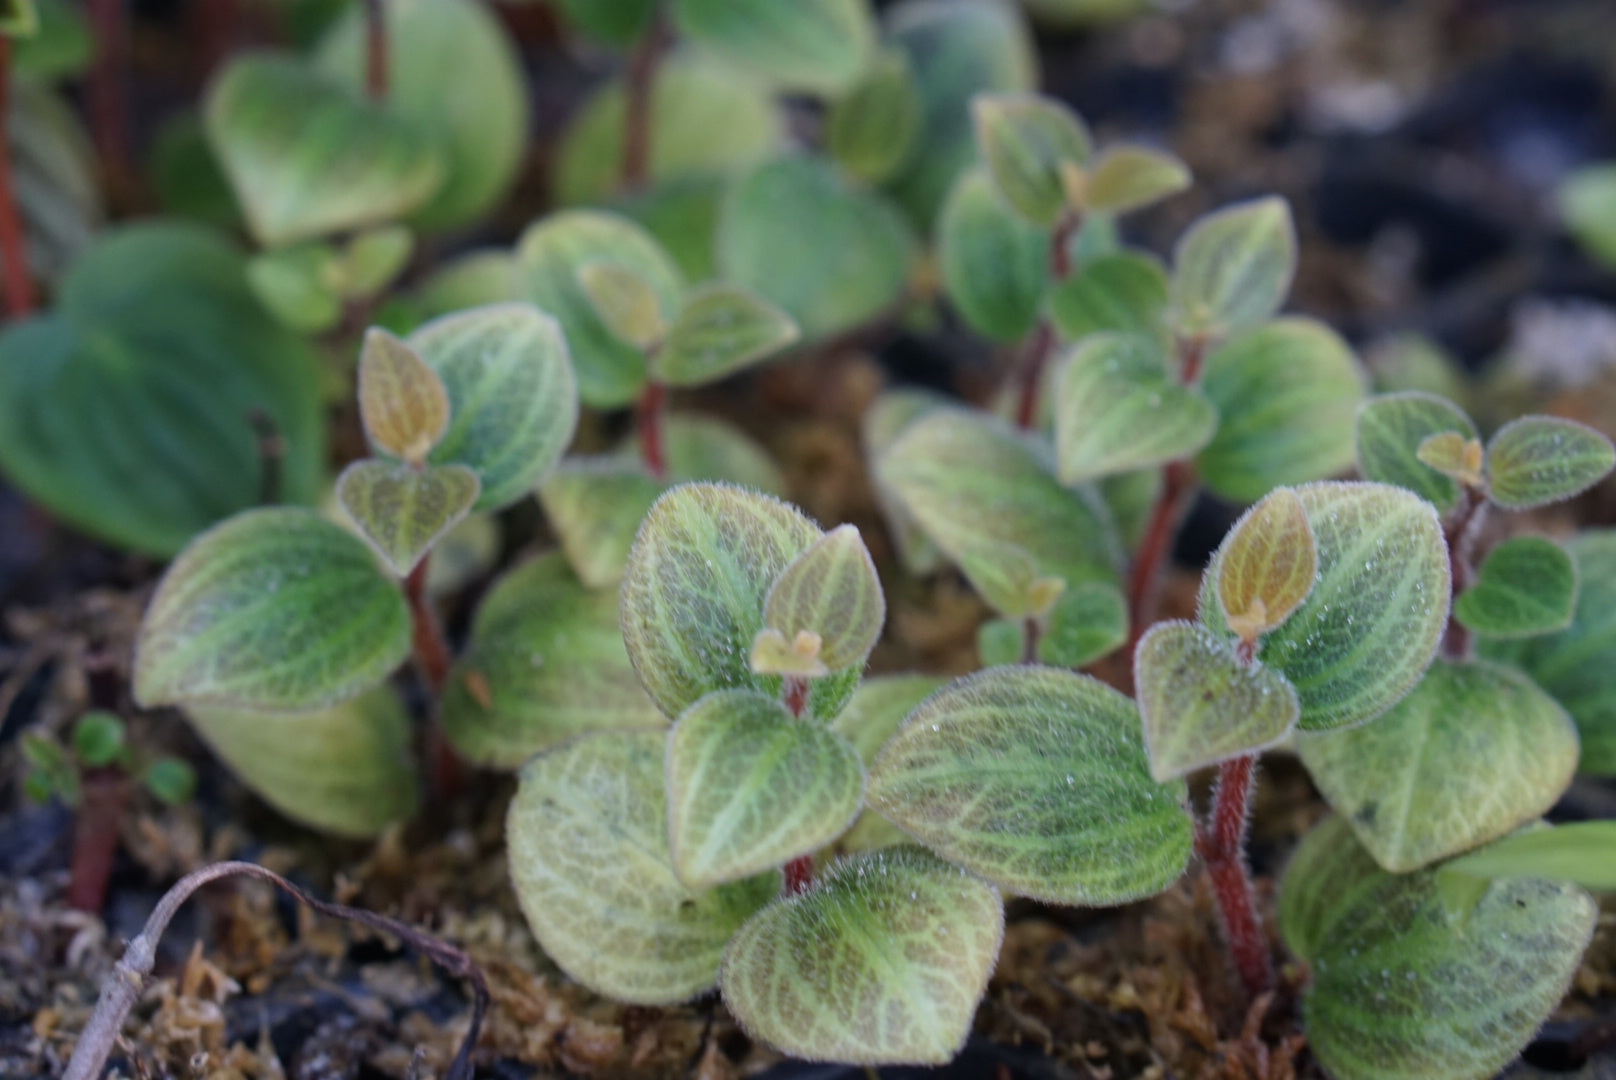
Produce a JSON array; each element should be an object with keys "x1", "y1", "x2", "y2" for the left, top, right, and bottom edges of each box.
[
  {"x1": 1453, "y1": 535, "x2": 1576, "y2": 638},
  {"x1": 314, "y1": 0, "x2": 527, "y2": 229},
  {"x1": 1167, "y1": 196, "x2": 1295, "y2": 340},
  {"x1": 1215, "y1": 488, "x2": 1317, "y2": 640},
  {"x1": 356, "y1": 328, "x2": 449, "y2": 465},
  {"x1": 403, "y1": 303, "x2": 578, "y2": 509},
  {"x1": 937, "y1": 167, "x2": 1049, "y2": 343},
  {"x1": 1054, "y1": 332, "x2": 1218, "y2": 483},
  {"x1": 1355, "y1": 391, "x2": 1478, "y2": 513},
  {"x1": 134, "y1": 508, "x2": 410, "y2": 713},
  {"x1": 971, "y1": 92, "x2": 1090, "y2": 225},
  {"x1": 621, "y1": 484, "x2": 861, "y2": 723},
  {"x1": 1484, "y1": 415, "x2": 1615, "y2": 510},
  {"x1": 577, "y1": 259, "x2": 670, "y2": 352},
  {"x1": 1136, "y1": 621, "x2": 1299, "y2": 781},
  {"x1": 1297, "y1": 658, "x2": 1578, "y2": 872},
  {"x1": 1195, "y1": 317, "x2": 1366, "y2": 502},
  {"x1": 654, "y1": 284, "x2": 800, "y2": 387},
  {"x1": 507, "y1": 730, "x2": 778, "y2": 1004},
  {"x1": 187, "y1": 685, "x2": 417, "y2": 838},
  {"x1": 756, "y1": 524, "x2": 885, "y2": 675},
  {"x1": 826, "y1": 49, "x2": 922, "y2": 184},
  {"x1": 1046, "y1": 250, "x2": 1168, "y2": 345},
  {"x1": 1201, "y1": 482, "x2": 1450, "y2": 730},
  {"x1": 667, "y1": 690, "x2": 866, "y2": 888},
  {"x1": 1278, "y1": 815, "x2": 1596, "y2": 1080},
  {"x1": 831, "y1": 675, "x2": 946, "y2": 854},
  {"x1": 720, "y1": 847, "x2": 1004, "y2": 1065},
  {"x1": 673, "y1": 0, "x2": 876, "y2": 96},
  {"x1": 1481, "y1": 530, "x2": 1616, "y2": 774},
  {"x1": 1442, "y1": 822, "x2": 1616, "y2": 892},
  {"x1": 868, "y1": 666, "x2": 1192, "y2": 904},
  {"x1": 335, "y1": 460, "x2": 479, "y2": 577},
  {"x1": 442, "y1": 553, "x2": 663, "y2": 769},
  {"x1": 517, "y1": 210, "x2": 685, "y2": 408},
  {"x1": 1081, "y1": 145, "x2": 1190, "y2": 215},
  {"x1": 205, "y1": 53, "x2": 444, "y2": 246}
]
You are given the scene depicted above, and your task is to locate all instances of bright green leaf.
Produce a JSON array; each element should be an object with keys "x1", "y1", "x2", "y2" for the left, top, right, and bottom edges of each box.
[
  {"x1": 71, "y1": 711, "x2": 125, "y2": 767},
  {"x1": 937, "y1": 167, "x2": 1048, "y2": 342},
  {"x1": 1453, "y1": 535, "x2": 1576, "y2": 638},
  {"x1": 1081, "y1": 145, "x2": 1190, "y2": 215},
  {"x1": 1484, "y1": 415, "x2": 1615, "y2": 510},
  {"x1": 611, "y1": 175, "x2": 725, "y2": 282},
  {"x1": 1167, "y1": 196, "x2": 1295, "y2": 340},
  {"x1": 413, "y1": 249, "x2": 521, "y2": 319},
  {"x1": 1442, "y1": 822, "x2": 1616, "y2": 892},
  {"x1": 1046, "y1": 250, "x2": 1168, "y2": 345},
  {"x1": 826, "y1": 49, "x2": 922, "y2": 184},
  {"x1": 142, "y1": 757, "x2": 197, "y2": 806},
  {"x1": 335, "y1": 460, "x2": 479, "y2": 577},
  {"x1": 971, "y1": 92, "x2": 1090, "y2": 225},
  {"x1": 673, "y1": 0, "x2": 876, "y2": 97},
  {"x1": 655, "y1": 284, "x2": 800, "y2": 387},
  {"x1": 1354, "y1": 391, "x2": 1478, "y2": 513}
]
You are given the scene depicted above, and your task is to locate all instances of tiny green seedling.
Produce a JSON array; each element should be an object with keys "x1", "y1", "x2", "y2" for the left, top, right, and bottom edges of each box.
[{"x1": 22, "y1": 711, "x2": 195, "y2": 809}]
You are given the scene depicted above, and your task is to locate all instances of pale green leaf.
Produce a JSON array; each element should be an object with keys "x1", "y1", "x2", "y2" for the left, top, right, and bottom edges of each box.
[
  {"x1": 341, "y1": 225, "x2": 414, "y2": 298},
  {"x1": 830, "y1": 675, "x2": 946, "y2": 854},
  {"x1": 247, "y1": 244, "x2": 343, "y2": 333},
  {"x1": 335, "y1": 460, "x2": 479, "y2": 577},
  {"x1": 1559, "y1": 163, "x2": 1616, "y2": 270},
  {"x1": 1046, "y1": 250, "x2": 1168, "y2": 345},
  {"x1": 655, "y1": 284, "x2": 800, "y2": 387},
  {"x1": 1442, "y1": 822, "x2": 1616, "y2": 891},
  {"x1": 413, "y1": 249, "x2": 521, "y2": 320},
  {"x1": 826, "y1": 49, "x2": 922, "y2": 184},
  {"x1": 612, "y1": 176, "x2": 726, "y2": 282},
  {"x1": 538, "y1": 458, "x2": 666, "y2": 589},
  {"x1": 1485, "y1": 415, "x2": 1615, "y2": 510},
  {"x1": 673, "y1": 0, "x2": 876, "y2": 97},
  {"x1": 1167, "y1": 196, "x2": 1295, "y2": 339},
  {"x1": 971, "y1": 92, "x2": 1090, "y2": 225},
  {"x1": 1081, "y1": 145, "x2": 1190, "y2": 215},
  {"x1": 1354, "y1": 391, "x2": 1478, "y2": 513},
  {"x1": 577, "y1": 259, "x2": 670, "y2": 352},
  {"x1": 758, "y1": 524, "x2": 885, "y2": 673},
  {"x1": 937, "y1": 167, "x2": 1047, "y2": 342},
  {"x1": 1453, "y1": 535, "x2": 1576, "y2": 638}
]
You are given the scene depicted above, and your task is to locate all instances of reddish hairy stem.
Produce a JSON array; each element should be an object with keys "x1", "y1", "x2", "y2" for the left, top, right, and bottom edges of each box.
[
  {"x1": 1020, "y1": 616, "x2": 1041, "y2": 664},
  {"x1": 191, "y1": 0, "x2": 240, "y2": 78},
  {"x1": 1441, "y1": 489, "x2": 1487, "y2": 659},
  {"x1": 1195, "y1": 754, "x2": 1273, "y2": 999},
  {"x1": 620, "y1": 18, "x2": 668, "y2": 191},
  {"x1": 779, "y1": 676, "x2": 815, "y2": 894},
  {"x1": 88, "y1": 0, "x2": 132, "y2": 202},
  {"x1": 1012, "y1": 213, "x2": 1082, "y2": 430},
  {"x1": 0, "y1": 39, "x2": 33, "y2": 316},
  {"x1": 636, "y1": 380, "x2": 669, "y2": 479},
  {"x1": 404, "y1": 557, "x2": 461, "y2": 798},
  {"x1": 67, "y1": 769, "x2": 128, "y2": 913},
  {"x1": 363, "y1": 0, "x2": 388, "y2": 99}
]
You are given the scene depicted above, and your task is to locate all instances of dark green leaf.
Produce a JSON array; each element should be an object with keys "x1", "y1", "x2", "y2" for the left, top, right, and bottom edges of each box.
[
  {"x1": 937, "y1": 167, "x2": 1048, "y2": 342},
  {"x1": 826, "y1": 49, "x2": 922, "y2": 184},
  {"x1": 673, "y1": 0, "x2": 876, "y2": 96},
  {"x1": 1454, "y1": 535, "x2": 1576, "y2": 638}
]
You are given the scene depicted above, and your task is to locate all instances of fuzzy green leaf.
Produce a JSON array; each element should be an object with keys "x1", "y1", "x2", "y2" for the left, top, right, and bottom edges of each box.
[
  {"x1": 1354, "y1": 391, "x2": 1478, "y2": 513},
  {"x1": 721, "y1": 848, "x2": 1003, "y2": 1064},
  {"x1": 937, "y1": 167, "x2": 1048, "y2": 342},
  {"x1": 1046, "y1": 250, "x2": 1168, "y2": 345},
  {"x1": 356, "y1": 328, "x2": 449, "y2": 465},
  {"x1": 756, "y1": 524, "x2": 885, "y2": 675},
  {"x1": 826, "y1": 49, "x2": 922, "y2": 184},
  {"x1": 1453, "y1": 535, "x2": 1576, "y2": 638},
  {"x1": 877, "y1": 408, "x2": 1122, "y2": 617},
  {"x1": 1298, "y1": 658, "x2": 1578, "y2": 872},
  {"x1": 1484, "y1": 415, "x2": 1615, "y2": 510},
  {"x1": 508, "y1": 731, "x2": 778, "y2": 1004},
  {"x1": 1167, "y1": 196, "x2": 1295, "y2": 339},
  {"x1": 862, "y1": 389, "x2": 949, "y2": 575},
  {"x1": 187, "y1": 685, "x2": 418, "y2": 838},
  {"x1": 868, "y1": 666, "x2": 1192, "y2": 904},
  {"x1": 1201, "y1": 482, "x2": 1450, "y2": 730},
  {"x1": 1081, "y1": 145, "x2": 1190, "y2": 215},
  {"x1": 655, "y1": 284, "x2": 800, "y2": 387},
  {"x1": 1195, "y1": 317, "x2": 1366, "y2": 502},
  {"x1": 204, "y1": 53, "x2": 443, "y2": 247},
  {"x1": 538, "y1": 459, "x2": 667, "y2": 589},
  {"x1": 667, "y1": 690, "x2": 866, "y2": 887},
  {"x1": 442, "y1": 553, "x2": 663, "y2": 769},
  {"x1": 830, "y1": 675, "x2": 946, "y2": 854},
  {"x1": 335, "y1": 460, "x2": 479, "y2": 577},
  {"x1": 134, "y1": 508, "x2": 409, "y2": 713},
  {"x1": 1038, "y1": 581, "x2": 1129, "y2": 667},
  {"x1": 1054, "y1": 332, "x2": 1218, "y2": 483},
  {"x1": 1278, "y1": 815, "x2": 1596, "y2": 1080},
  {"x1": 404, "y1": 303, "x2": 579, "y2": 509},
  {"x1": 1442, "y1": 822, "x2": 1616, "y2": 891},
  {"x1": 621, "y1": 484, "x2": 860, "y2": 722},
  {"x1": 1136, "y1": 621, "x2": 1299, "y2": 781},
  {"x1": 577, "y1": 260, "x2": 670, "y2": 352},
  {"x1": 1480, "y1": 529, "x2": 1616, "y2": 774},
  {"x1": 517, "y1": 210, "x2": 685, "y2": 409},
  {"x1": 1215, "y1": 487, "x2": 1317, "y2": 640},
  {"x1": 673, "y1": 0, "x2": 875, "y2": 97},
  {"x1": 971, "y1": 92, "x2": 1090, "y2": 225}
]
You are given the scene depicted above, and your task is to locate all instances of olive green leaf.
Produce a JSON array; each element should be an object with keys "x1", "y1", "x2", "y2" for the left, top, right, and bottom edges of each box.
[
  {"x1": 342, "y1": 225, "x2": 414, "y2": 298},
  {"x1": 1278, "y1": 815, "x2": 1596, "y2": 1080},
  {"x1": 971, "y1": 92, "x2": 1090, "y2": 225},
  {"x1": 1, "y1": 0, "x2": 38, "y2": 37},
  {"x1": 755, "y1": 525, "x2": 885, "y2": 676},
  {"x1": 937, "y1": 167, "x2": 1048, "y2": 342},
  {"x1": 1081, "y1": 145, "x2": 1190, "y2": 215},
  {"x1": 1215, "y1": 487, "x2": 1317, "y2": 641},
  {"x1": 718, "y1": 155, "x2": 917, "y2": 340},
  {"x1": 552, "y1": 0, "x2": 656, "y2": 46},
  {"x1": 14, "y1": 0, "x2": 87, "y2": 76},
  {"x1": 620, "y1": 484, "x2": 861, "y2": 723},
  {"x1": 538, "y1": 459, "x2": 667, "y2": 589},
  {"x1": 1195, "y1": 317, "x2": 1366, "y2": 502},
  {"x1": 204, "y1": 53, "x2": 444, "y2": 247},
  {"x1": 187, "y1": 686, "x2": 417, "y2": 838},
  {"x1": 673, "y1": 0, "x2": 876, "y2": 97},
  {"x1": 1136, "y1": 621, "x2": 1299, "y2": 781},
  {"x1": 1354, "y1": 391, "x2": 1478, "y2": 513},
  {"x1": 830, "y1": 675, "x2": 946, "y2": 853},
  {"x1": 862, "y1": 388, "x2": 949, "y2": 575},
  {"x1": 1415, "y1": 430, "x2": 1484, "y2": 489},
  {"x1": 576, "y1": 260, "x2": 670, "y2": 352},
  {"x1": 720, "y1": 847, "x2": 1003, "y2": 1064},
  {"x1": 442, "y1": 553, "x2": 663, "y2": 768},
  {"x1": 1201, "y1": 482, "x2": 1450, "y2": 730},
  {"x1": 335, "y1": 460, "x2": 479, "y2": 577},
  {"x1": 826, "y1": 49, "x2": 922, "y2": 184},
  {"x1": 555, "y1": 54, "x2": 781, "y2": 207},
  {"x1": 1481, "y1": 529, "x2": 1616, "y2": 774},
  {"x1": 877, "y1": 408, "x2": 1123, "y2": 617},
  {"x1": 134, "y1": 508, "x2": 410, "y2": 713},
  {"x1": 1442, "y1": 822, "x2": 1616, "y2": 892},
  {"x1": 0, "y1": 223, "x2": 325, "y2": 557},
  {"x1": 1054, "y1": 332, "x2": 1218, "y2": 483},
  {"x1": 1298, "y1": 658, "x2": 1578, "y2": 872},
  {"x1": 517, "y1": 210, "x2": 685, "y2": 408},
  {"x1": 314, "y1": 0, "x2": 528, "y2": 229},
  {"x1": 150, "y1": 111, "x2": 237, "y2": 230},
  {"x1": 357, "y1": 328, "x2": 449, "y2": 465},
  {"x1": 869, "y1": 666, "x2": 1192, "y2": 904},
  {"x1": 1166, "y1": 196, "x2": 1295, "y2": 340},
  {"x1": 507, "y1": 730, "x2": 778, "y2": 1004},
  {"x1": 667, "y1": 690, "x2": 866, "y2": 888},
  {"x1": 1558, "y1": 162, "x2": 1616, "y2": 270},
  {"x1": 1484, "y1": 415, "x2": 1615, "y2": 510},
  {"x1": 654, "y1": 284, "x2": 801, "y2": 387},
  {"x1": 247, "y1": 244, "x2": 343, "y2": 333},
  {"x1": 1453, "y1": 535, "x2": 1576, "y2": 638},
  {"x1": 883, "y1": 0, "x2": 1036, "y2": 226},
  {"x1": 404, "y1": 303, "x2": 579, "y2": 509},
  {"x1": 1046, "y1": 250, "x2": 1168, "y2": 345}
]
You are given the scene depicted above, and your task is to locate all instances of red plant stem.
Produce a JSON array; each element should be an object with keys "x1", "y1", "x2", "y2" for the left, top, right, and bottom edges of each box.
[
  {"x1": 404, "y1": 557, "x2": 461, "y2": 798},
  {"x1": 191, "y1": 0, "x2": 239, "y2": 78},
  {"x1": 620, "y1": 17, "x2": 668, "y2": 191},
  {"x1": 363, "y1": 0, "x2": 388, "y2": 99},
  {"x1": 1195, "y1": 754, "x2": 1273, "y2": 998},
  {"x1": 779, "y1": 676, "x2": 815, "y2": 894},
  {"x1": 68, "y1": 769, "x2": 128, "y2": 913},
  {"x1": 1020, "y1": 616, "x2": 1041, "y2": 664},
  {"x1": 1442, "y1": 489, "x2": 1488, "y2": 659},
  {"x1": 636, "y1": 380, "x2": 669, "y2": 479},
  {"x1": 88, "y1": 0, "x2": 131, "y2": 201},
  {"x1": 1012, "y1": 212, "x2": 1082, "y2": 430},
  {"x1": 781, "y1": 675, "x2": 809, "y2": 720},
  {"x1": 0, "y1": 39, "x2": 31, "y2": 317}
]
